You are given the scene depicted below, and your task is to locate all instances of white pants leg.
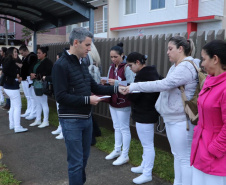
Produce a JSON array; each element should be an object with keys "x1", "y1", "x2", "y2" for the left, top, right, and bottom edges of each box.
[
  {"x1": 21, "y1": 81, "x2": 31, "y2": 114},
  {"x1": 28, "y1": 86, "x2": 37, "y2": 117},
  {"x1": 56, "y1": 102, "x2": 61, "y2": 127},
  {"x1": 136, "y1": 122, "x2": 155, "y2": 177},
  {"x1": 4, "y1": 89, "x2": 22, "y2": 129},
  {"x1": 0, "y1": 86, "x2": 4, "y2": 102},
  {"x1": 192, "y1": 166, "x2": 226, "y2": 185},
  {"x1": 109, "y1": 106, "x2": 131, "y2": 157},
  {"x1": 34, "y1": 93, "x2": 49, "y2": 122},
  {"x1": 165, "y1": 120, "x2": 194, "y2": 185}
]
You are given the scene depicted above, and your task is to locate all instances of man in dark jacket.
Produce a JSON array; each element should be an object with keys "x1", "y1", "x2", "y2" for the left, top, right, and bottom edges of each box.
[
  {"x1": 52, "y1": 27, "x2": 123, "y2": 185},
  {"x1": 19, "y1": 45, "x2": 37, "y2": 120}
]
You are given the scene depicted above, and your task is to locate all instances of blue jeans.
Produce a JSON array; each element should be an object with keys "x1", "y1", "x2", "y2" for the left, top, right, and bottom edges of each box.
[{"x1": 60, "y1": 117, "x2": 92, "y2": 185}]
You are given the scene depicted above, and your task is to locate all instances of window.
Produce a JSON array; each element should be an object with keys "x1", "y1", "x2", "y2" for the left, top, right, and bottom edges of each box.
[
  {"x1": 150, "y1": 0, "x2": 165, "y2": 10},
  {"x1": 82, "y1": 21, "x2": 89, "y2": 28},
  {"x1": 176, "y1": 0, "x2": 188, "y2": 6},
  {"x1": 125, "y1": 0, "x2": 136, "y2": 14},
  {"x1": 103, "y1": 6, "x2": 108, "y2": 32}
]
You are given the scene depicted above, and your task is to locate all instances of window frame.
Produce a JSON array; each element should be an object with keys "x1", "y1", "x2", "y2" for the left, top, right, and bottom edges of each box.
[
  {"x1": 150, "y1": 0, "x2": 166, "y2": 11},
  {"x1": 124, "y1": 0, "x2": 137, "y2": 15}
]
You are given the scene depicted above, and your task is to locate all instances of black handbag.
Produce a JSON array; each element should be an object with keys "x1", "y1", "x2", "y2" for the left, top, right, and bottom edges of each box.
[
  {"x1": 34, "y1": 80, "x2": 44, "y2": 96},
  {"x1": 42, "y1": 80, "x2": 53, "y2": 96}
]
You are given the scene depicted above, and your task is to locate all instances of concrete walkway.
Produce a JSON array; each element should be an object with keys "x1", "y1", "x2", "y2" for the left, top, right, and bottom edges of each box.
[{"x1": 0, "y1": 108, "x2": 172, "y2": 185}]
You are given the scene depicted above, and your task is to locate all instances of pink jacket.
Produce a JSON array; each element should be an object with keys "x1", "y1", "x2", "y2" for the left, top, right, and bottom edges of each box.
[{"x1": 190, "y1": 72, "x2": 226, "y2": 176}]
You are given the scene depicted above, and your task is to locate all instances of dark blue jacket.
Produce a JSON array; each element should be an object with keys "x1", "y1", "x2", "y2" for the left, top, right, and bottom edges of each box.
[{"x1": 52, "y1": 49, "x2": 118, "y2": 119}]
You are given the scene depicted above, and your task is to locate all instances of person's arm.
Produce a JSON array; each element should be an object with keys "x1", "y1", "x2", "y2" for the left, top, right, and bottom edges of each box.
[
  {"x1": 124, "y1": 66, "x2": 135, "y2": 84},
  {"x1": 129, "y1": 64, "x2": 194, "y2": 93},
  {"x1": 208, "y1": 90, "x2": 226, "y2": 158}
]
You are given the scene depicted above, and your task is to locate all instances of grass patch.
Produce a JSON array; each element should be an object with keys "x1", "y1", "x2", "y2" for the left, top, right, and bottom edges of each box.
[
  {"x1": 0, "y1": 163, "x2": 21, "y2": 185},
  {"x1": 21, "y1": 97, "x2": 174, "y2": 183},
  {"x1": 96, "y1": 128, "x2": 174, "y2": 183}
]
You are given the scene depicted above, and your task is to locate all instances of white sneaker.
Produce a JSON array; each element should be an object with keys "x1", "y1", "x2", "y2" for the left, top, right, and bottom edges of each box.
[
  {"x1": 21, "y1": 112, "x2": 30, "y2": 117},
  {"x1": 56, "y1": 132, "x2": 64, "y2": 139},
  {"x1": 38, "y1": 121, "x2": 49, "y2": 128},
  {"x1": 14, "y1": 126, "x2": 28, "y2": 133},
  {"x1": 25, "y1": 115, "x2": 36, "y2": 120},
  {"x1": 105, "y1": 150, "x2": 121, "y2": 160},
  {"x1": 29, "y1": 120, "x2": 41, "y2": 126},
  {"x1": 112, "y1": 155, "x2": 129, "y2": 166},
  {"x1": 133, "y1": 174, "x2": 152, "y2": 184},
  {"x1": 9, "y1": 125, "x2": 14, "y2": 130},
  {"x1": 131, "y1": 166, "x2": 144, "y2": 174},
  {"x1": 51, "y1": 127, "x2": 62, "y2": 135}
]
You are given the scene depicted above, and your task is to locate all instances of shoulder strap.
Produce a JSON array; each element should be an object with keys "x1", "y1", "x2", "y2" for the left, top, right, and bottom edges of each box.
[
  {"x1": 179, "y1": 59, "x2": 199, "y2": 131},
  {"x1": 183, "y1": 60, "x2": 199, "y2": 73}
]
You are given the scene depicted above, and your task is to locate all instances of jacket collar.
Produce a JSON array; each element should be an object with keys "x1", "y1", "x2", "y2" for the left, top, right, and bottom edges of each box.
[
  {"x1": 111, "y1": 62, "x2": 126, "y2": 69},
  {"x1": 63, "y1": 49, "x2": 80, "y2": 64},
  {"x1": 204, "y1": 72, "x2": 226, "y2": 88}
]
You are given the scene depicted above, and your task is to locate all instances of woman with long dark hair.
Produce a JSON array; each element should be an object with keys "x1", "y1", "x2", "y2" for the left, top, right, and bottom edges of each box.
[
  {"x1": 29, "y1": 46, "x2": 53, "y2": 128},
  {"x1": 3, "y1": 47, "x2": 28, "y2": 133},
  {"x1": 191, "y1": 40, "x2": 226, "y2": 185}
]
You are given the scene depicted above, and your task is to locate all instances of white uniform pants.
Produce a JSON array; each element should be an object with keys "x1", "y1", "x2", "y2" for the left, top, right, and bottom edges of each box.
[
  {"x1": 27, "y1": 86, "x2": 37, "y2": 117},
  {"x1": 192, "y1": 166, "x2": 226, "y2": 185},
  {"x1": 21, "y1": 81, "x2": 31, "y2": 114},
  {"x1": 31, "y1": 87, "x2": 49, "y2": 122},
  {"x1": 136, "y1": 122, "x2": 155, "y2": 177},
  {"x1": 165, "y1": 120, "x2": 194, "y2": 185},
  {"x1": 4, "y1": 89, "x2": 22, "y2": 129},
  {"x1": 0, "y1": 86, "x2": 4, "y2": 103},
  {"x1": 56, "y1": 102, "x2": 61, "y2": 129},
  {"x1": 109, "y1": 106, "x2": 131, "y2": 157}
]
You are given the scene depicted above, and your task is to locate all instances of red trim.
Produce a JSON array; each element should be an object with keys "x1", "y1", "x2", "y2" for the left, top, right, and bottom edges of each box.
[
  {"x1": 188, "y1": 0, "x2": 199, "y2": 18},
  {"x1": 187, "y1": 0, "x2": 199, "y2": 37},
  {"x1": 110, "y1": 16, "x2": 215, "y2": 31},
  {"x1": 187, "y1": 22, "x2": 197, "y2": 37}
]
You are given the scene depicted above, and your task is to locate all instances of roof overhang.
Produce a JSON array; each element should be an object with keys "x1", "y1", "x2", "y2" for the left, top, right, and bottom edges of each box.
[
  {"x1": 110, "y1": 15, "x2": 223, "y2": 31},
  {"x1": 0, "y1": 0, "x2": 96, "y2": 31}
]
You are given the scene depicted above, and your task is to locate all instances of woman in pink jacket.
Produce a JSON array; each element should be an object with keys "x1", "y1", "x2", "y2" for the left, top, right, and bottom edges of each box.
[{"x1": 191, "y1": 40, "x2": 226, "y2": 185}]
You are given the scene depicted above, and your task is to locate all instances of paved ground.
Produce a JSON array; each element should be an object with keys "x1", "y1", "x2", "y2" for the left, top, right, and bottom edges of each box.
[{"x1": 0, "y1": 108, "x2": 172, "y2": 185}]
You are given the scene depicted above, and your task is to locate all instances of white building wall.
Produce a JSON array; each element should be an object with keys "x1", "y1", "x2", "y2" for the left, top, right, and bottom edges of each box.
[
  {"x1": 118, "y1": 24, "x2": 187, "y2": 38},
  {"x1": 118, "y1": 0, "x2": 188, "y2": 27},
  {"x1": 197, "y1": 21, "x2": 223, "y2": 34},
  {"x1": 199, "y1": 0, "x2": 224, "y2": 17}
]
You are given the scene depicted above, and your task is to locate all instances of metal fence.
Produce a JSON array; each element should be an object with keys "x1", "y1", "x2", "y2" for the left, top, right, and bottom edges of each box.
[{"x1": 42, "y1": 29, "x2": 225, "y2": 135}]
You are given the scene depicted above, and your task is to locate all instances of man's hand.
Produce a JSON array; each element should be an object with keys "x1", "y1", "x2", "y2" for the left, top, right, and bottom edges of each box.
[
  {"x1": 108, "y1": 78, "x2": 115, "y2": 86},
  {"x1": 16, "y1": 63, "x2": 22, "y2": 68},
  {"x1": 18, "y1": 77, "x2": 22, "y2": 83},
  {"x1": 90, "y1": 95, "x2": 103, "y2": 105},
  {"x1": 101, "y1": 79, "x2": 107, "y2": 85},
  {"x1": 118, "y1": 86, "x2": 130, "y2": 95}
]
